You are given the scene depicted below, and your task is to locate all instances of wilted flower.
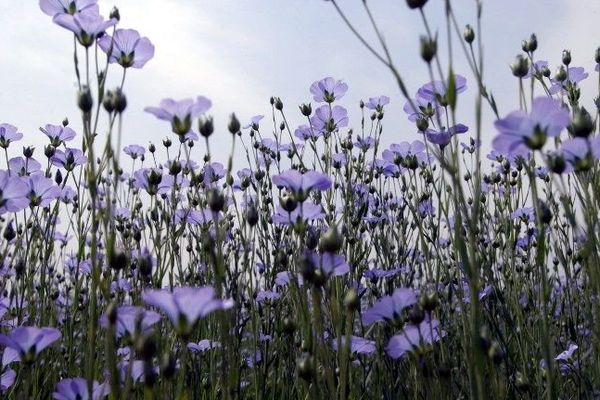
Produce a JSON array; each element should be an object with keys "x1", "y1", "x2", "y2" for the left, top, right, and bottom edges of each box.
[{"x1": 98, "y1": 29, "x2": 155, "y2": 69}]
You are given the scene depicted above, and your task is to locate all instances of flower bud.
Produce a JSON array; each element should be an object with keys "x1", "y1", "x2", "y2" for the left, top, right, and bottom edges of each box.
[
  {"x1": 3, "y1": 221, "x2": 16, "y2": 242},
  {"x1": 300, "y1": 103, "x2": 312, "y2": 117},
  {"x1": 297, "y1": 354, "x2": 315, "y2": 381},
  {"x1": 596, "y1": 47, "x2": 600, "y2": 64},
  {"x1": 420, "y1": 35, "x2": 437, "y2": 63},
  {"x1": 109, "y1": 248, "x2": 129, "y2": 270},
  {"x1": 23, "y1": 146, "x2": 34, "y2": 158},
  {"x1": 274, "y1": 97, "x2": 284, "y2": 110},
  {"x1": 109, "y1": 6, "x2": 120, "y2": 21},
  {"x1": 554, "y1": 65, "x2": 567, "y2": 82},
  {"x1": 406, "y1": 0, "x2": 428, "y2": 9},
  {"x1": 77, "y1": 86, "x2": 93, "y2": 113},
  {"x1": 112, "y1": 88, "x2": 127, "y2": 113},
  {"x1": 319, "y1": 224, "x2": 343, "y2": 253},
  {"x1": 463, "y1": 25, "x2": 475, "y2": 44},
  {"x1": 44, "y1": 145, "x2": 56, "y2": 158},
  {"x1": 280, "y1": 194, "x2": 298, "y2": 213},
  {"x1": 510, "y1": 55, "x2": 529, "y2": 78},
  {"x1": 562, "y1": 49, "x2": 571, "y2": 66},
  {"x1": 62, "y1": 117, "x2": 69, "y2": 127},
  {"x1": 343, "y1": 288, "x2": 360, "y2": 312},
  {"x1": 569, "y1": 107, "x2": 595, "y2": 138},
  {"x1": 228, "y1": 113, "x2": 240, "y2": 135},
  {"x1": 246, "y1": 204, "x2": 259, "y2": 227},
  {"x1": 207, "y1": 188, "x2": 225, "y2": 212},
  {"x1": 199, "y1": 116, "x2": 214, "y2": 138},
  {"x1": 416, "y1": 117, "x2": 429, "y2": 132}
]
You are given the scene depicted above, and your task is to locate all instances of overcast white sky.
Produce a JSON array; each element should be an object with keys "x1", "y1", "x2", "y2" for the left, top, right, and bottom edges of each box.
[{"x1": 0, "y1": 1, "x2": 599, "y2": 162}]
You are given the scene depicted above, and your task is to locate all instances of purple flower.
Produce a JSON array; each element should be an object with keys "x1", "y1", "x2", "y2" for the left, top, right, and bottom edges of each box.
[
  {"x1": 26, "y1": 174, "x2": 61, "y2": 207},
  {"x1": 142, "y1": 287, "x2": 233, "y2": 337},
  {"x1": 310, "y1": 105, "x2": 349, "y2": 133},
  {"x1": 362, "y1": 288, "x2": 418, "y2": 325},
  {"x1": 385, "y1": 319, "x2": 443, "y2": 359},
  {"x1": 98, "y1": 29, "x2": 155, "y2": 69},
  {"x1": 123, "y1": 144, "x2": 145, "y2": 160},
  {"x1": 187, "y1": 339, "x2": 221, "y2": 353},
  {"x1": 310, "y1": 77, "x2": 348, "y2": 103},
  {"x1": 382, "y1": 140, "x2": 430, "y2": 169},
  {"x1": 1, "y1": 368, "x2": 15, "y2": 393},
  {"x1": 305, "y1": 251, "x2": 350, "y2": 279},
  {"x1": 272, "y1": 169, "x2": 331, "y2": 200},
  {"x1": 424, "y1": 124, "x2": 469, "y2": 149},
  {"x1": 132, "y1": 168, "x2": 174, "y2": 195},
  {"x1": 0, "y1": 172, "x2": 29, "y2": 214},
  {"x1": 560, "y1": 137, "x2": 599, "y2": 172},
  {"x1": 555, "y1": 343, "x2": 578, "y2": 362},
  {"x1": 51, "y1": 148, "x2": 88, "y2": 171},
  {"x1": 9, "y1": 157, "x2": 42, "y2": 176},
  {"x1": 243, "y1": 115, "x2": 264, "y2": 130},
  {"x1": 364, "y1": 96, "x2": 390, "y2": 112},
  {"x1": 492, "y1": 97, "x2": 570, "y2": 156},
  {"x1": 40, "y1": 124, "x2": 76, "y2": 146},
  {"x1": 417, "y1": 74, "x2": 467, "y2": 102},
  {"x1": 549, "y1": 67, "x2": 589, "y2": 94},
  {"x1": 524, "y1": 60, "x2": 549, "y2": 79},
  {"x1": 332, "y1": 336, "x2": 376, "y2": 355},
  {"x1": 53, "y1": 12, "x2": 117, "y2": 47},
  {"x1": 271, "y1": 202, "x2": 325, "y2": 225},
  {"x1": 39, "y1": 0, "x2": 98, "y2": 17},
  {"x1": 99, "y1": 306, "x2": 161, "y2": 339},
  {"x1": 145, "y1": 97, "x2": 212, "y2": 135},
  {"x1": 294, "y1": 124, "x2": 320, "y2": 141},
  {"x1": 0, "y1": 124, "x2": 23, "y2": 149},
  {"x1": 53, "y1": 378, "x2": 109, "y2": 400},
  {"x1": 0, "y1": 326, "x2": 61, "y2": 363},
  {"x1": 403, "y1": 96, "x2": 445, "y2": 122}
]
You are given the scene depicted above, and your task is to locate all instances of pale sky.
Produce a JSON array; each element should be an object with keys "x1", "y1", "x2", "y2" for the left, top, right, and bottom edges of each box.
[{"x1": 1, "y1": 1, "x2": 599, "y2": 161}]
